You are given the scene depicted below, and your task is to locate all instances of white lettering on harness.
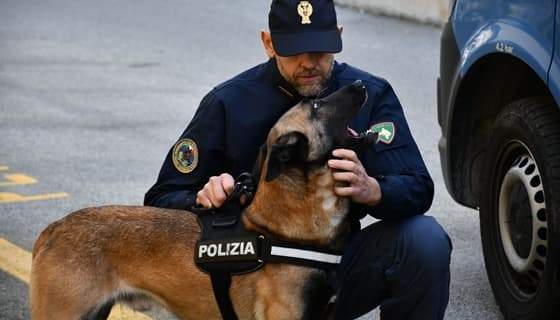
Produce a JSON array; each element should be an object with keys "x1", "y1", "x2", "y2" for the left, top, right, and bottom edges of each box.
[
  {"x1": 230, "y1": 242, "x2": 240, "y2": 255},
  {"x1": 198, "y1": 241, "x2": 256, "y2": 258},
  {"x1": 199, "y1": 245, "x2": 208, "y2": 257}
]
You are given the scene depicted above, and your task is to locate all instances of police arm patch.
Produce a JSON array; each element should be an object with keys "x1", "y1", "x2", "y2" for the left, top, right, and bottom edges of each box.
[
  {"x1": 172, "y1": 139, "x2": 199, "y2": 174},
  {"x1": 370, "y1": 122, "x2": 395, "y2": 144}
]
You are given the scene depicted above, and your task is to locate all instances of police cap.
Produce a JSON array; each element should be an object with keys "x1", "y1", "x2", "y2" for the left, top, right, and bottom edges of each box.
[{"x1": 268, "y1": 0, "x2": 342, "y2": 57}]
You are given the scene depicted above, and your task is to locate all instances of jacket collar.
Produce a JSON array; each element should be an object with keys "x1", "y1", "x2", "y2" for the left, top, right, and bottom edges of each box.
[{"x1": 265, "y1": 58, "x2": 339, "y2": 101}]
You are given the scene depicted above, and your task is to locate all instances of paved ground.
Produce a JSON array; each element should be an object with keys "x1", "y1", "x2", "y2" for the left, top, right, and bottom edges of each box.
[{"x1": 0, "y1": 0, "x2": 503, "y2": 319}]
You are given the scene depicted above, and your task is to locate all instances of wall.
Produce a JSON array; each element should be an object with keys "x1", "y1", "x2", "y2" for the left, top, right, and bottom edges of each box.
[{"x1": 335, "y1": 0, "x2": 450, "y2": 25}]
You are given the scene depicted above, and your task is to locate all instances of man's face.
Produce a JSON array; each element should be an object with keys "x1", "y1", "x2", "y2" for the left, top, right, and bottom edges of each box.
[
  {"x1": 276, "y1": 53, "x2": 334, "y2": 97},
  {"x1": 261, "y1": 31, "x2": 336, "y2": 97}
]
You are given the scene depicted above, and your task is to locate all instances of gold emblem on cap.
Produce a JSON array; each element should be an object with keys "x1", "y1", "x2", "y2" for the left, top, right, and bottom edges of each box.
[{"x1": 297, "y1": 1, "x2": 313, "y2": 24}]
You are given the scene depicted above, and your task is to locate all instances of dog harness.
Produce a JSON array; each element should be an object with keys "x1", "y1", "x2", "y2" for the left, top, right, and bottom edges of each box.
[{"x1": 192, "y1": 173, "x2": 343, "y2": 320}]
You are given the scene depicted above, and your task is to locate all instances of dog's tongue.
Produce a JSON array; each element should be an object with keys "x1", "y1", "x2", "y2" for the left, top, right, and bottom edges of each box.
[
  {"x1": 347, "y1": 127, "x2": 359, "y2": 137},
  {"x1": 340, "y1": 126, "x2": 378, "y2": 151}
]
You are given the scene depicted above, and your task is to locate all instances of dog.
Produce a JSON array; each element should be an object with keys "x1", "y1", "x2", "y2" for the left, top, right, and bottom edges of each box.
[{"x1": 30, "y1": 81, "x2": 375, "y2": 320}]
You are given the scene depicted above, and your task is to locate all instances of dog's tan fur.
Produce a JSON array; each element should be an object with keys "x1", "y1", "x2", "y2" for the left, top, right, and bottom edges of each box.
[
  {"x1": 243, "y1": 105, "x2": 348, "y2": 246},
  {"x1": 30, "y1": 84, "x2": 366, "y2": 319},
  {"x1": 31, "y1": 108, "x2": 344, "y2": 320}
]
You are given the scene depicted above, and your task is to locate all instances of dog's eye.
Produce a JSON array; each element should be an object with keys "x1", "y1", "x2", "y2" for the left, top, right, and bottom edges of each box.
[{"x1": 312, "y1": 100, "x2": 321, "y2": 109}]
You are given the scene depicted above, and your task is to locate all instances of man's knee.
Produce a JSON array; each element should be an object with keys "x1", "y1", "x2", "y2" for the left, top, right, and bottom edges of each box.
[
  {"x1": 333, "y1": 216, "x2": 451, "y2": 318},
  {"x1": 392, "y1": 215, "x2": 452, "y2": 280},
  {"x1": 344, "y1": 215, "x2": 451, "y2": 277}
]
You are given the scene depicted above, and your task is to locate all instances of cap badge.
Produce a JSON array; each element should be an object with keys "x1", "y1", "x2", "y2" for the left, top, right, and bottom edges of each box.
[
  {"x1": 172, "y1": 139, "x2": 199, "y2": 174},
  {"x1": 297, "y1": 1, "x2": 313, "y2": 24}
]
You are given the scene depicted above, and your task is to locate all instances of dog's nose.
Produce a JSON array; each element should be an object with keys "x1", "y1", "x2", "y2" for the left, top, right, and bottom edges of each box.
[
  {"x1": 350, "y1": 80, "x2": 367, "y2": 104},
  {"x1": 351, "y1": 79, "x2": 365, "y2": 90}
]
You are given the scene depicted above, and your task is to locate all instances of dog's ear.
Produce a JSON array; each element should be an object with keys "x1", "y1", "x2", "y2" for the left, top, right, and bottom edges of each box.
[{"x1": 265, "y1": 132, "x2": 309, "y2": 182}]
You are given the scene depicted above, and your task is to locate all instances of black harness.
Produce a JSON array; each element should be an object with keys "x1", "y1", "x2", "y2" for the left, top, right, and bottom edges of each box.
[{"x1": 192, "y1": 173, "x2": 343, "y2": 320}]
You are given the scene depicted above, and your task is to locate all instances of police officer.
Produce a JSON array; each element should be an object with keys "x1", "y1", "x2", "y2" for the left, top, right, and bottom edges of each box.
[{"x1": 145, "y1": 0, "x2": 451, "y2": 319}]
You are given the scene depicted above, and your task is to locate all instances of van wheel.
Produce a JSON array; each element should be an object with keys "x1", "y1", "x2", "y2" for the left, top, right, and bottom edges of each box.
[{"x1": 480, "y1": 97, "x2": 560, "y2": 319}]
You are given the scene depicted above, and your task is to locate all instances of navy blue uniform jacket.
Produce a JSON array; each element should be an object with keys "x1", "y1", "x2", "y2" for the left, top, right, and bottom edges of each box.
[{"x1": 144, "y1": 59, "x2": 434, "y2": 222}]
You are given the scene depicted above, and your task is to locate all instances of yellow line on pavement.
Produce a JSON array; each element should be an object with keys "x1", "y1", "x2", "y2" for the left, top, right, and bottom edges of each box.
[
  {"x1": 0, "y1": 238, "x2": 31, "y2": 283},
  {"x1": 0, "y1": 174, "x2": 38, "y2": 187},
  {"x1": 0, "y1": 237, "x2": 152, "y2": 319},
  {"x1": 0, "y1": 192, "x2": 69, "y2": 204},
  {"x1": 0, "y1": 166, "x2": 9, "y2": 171}
]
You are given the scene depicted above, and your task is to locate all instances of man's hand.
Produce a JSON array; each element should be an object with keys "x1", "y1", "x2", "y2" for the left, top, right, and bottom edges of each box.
[
  {"x1": 196, "y1": 173, "x2": 235, "y2": 209},
  {"x1": 327, "y1": 149, "x2": 382, "y2": 207}
]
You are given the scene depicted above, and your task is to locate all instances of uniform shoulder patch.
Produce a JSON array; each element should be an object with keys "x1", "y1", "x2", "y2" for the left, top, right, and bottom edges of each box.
[
  {"x1": 370, "y1": 122, "x2": 395, "y2": 144},
  {"x1": 172, "y1": 139, "x2": 199, "y2": 174}
]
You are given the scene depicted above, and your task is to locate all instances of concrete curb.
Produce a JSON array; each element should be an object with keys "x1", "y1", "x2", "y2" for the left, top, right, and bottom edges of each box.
[{"x1": 335, "y1": 0, "x2": 449, "y2": 26}]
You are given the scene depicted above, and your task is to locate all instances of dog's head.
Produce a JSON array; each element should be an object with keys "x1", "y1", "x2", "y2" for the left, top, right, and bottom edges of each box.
[
  {"x1": 245, "y1": 81, "x2": 377, "y2": 244},
  {"x1": 262, "y1": 80, "x2": 377, "y2": 182}
]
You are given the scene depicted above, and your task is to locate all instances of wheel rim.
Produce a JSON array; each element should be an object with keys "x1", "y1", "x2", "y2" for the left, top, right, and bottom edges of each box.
[{"x1": 498, "y1": 143, "x2": 548, "y2": 296}]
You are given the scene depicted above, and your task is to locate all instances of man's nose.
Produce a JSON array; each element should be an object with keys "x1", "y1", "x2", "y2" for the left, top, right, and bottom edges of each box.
[{"x1": 299, "y1": 53, "x2": 319, "y2": 69}]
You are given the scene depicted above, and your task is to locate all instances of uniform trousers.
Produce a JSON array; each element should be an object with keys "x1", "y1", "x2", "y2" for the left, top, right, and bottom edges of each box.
[{"x1": 333, "y1": 215, "x2": 452, "y2": 320}]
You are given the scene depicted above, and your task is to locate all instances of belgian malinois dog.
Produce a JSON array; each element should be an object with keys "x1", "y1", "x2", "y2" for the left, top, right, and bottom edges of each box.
[{"x1": 30, "y1": 81, "x2": 375, "y2": 319}]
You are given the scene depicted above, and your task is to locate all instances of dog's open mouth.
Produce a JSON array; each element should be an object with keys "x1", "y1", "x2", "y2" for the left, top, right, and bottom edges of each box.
[
  {"x1": 341, "y1": 87, "x2": 377, "y2": 145},
  {"x1": 317, "y1": 80, "x2": 378, "y2": 150},
  {"x1": 346, "y1": 127, "x2": 376, "y2": 140},
  {"x1": 335, "y1": 125, "x2": 378, "y2": 151}
]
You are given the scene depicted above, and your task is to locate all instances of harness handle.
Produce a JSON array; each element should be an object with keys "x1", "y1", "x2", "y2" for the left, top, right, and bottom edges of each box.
[
  {"x1": 226, "y1": 172, "x2": 256, "y2": 208},
  {"x1": 191, "y1": 173, "x2": 255, "y2": 214}
]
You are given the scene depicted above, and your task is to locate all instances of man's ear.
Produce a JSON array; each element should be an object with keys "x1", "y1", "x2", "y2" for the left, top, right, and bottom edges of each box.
[
  {"x1": 265, "y1": 132, "x2": 309, "y2": 182},
  {"x1": 261, "y1": 30, "x2": 276, "y2": 59}
]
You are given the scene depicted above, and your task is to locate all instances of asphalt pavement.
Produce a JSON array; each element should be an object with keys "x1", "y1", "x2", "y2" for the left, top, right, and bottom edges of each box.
[{"x1": 0, "y1": 0, "x2": 502, "y2": 319}]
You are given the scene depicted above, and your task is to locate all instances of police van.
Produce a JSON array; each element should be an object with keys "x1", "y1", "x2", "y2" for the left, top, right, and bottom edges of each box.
[{"x1": 437, "y1": 0, "x2": 560, "y2": 318}]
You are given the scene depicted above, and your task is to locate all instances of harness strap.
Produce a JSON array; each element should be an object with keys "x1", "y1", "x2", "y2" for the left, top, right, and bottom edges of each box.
[
  {"x1": 263, "y1": 238, "x2": 342, "y2": 270},
  {"x1": 267, "y1": 244, "x2": 342, "y2": 269},
  {"x1": 210, "y1": 273, "x2": 238, "y2": 320},
  {"x1": 195, "y1": 173, "x2": 344, "y2": 319},
  {"x1": 205, "y1": 238, "x2": 343, "y2": 320},
  {"x1": 205, "y1": 240, "x2": 342, "y2": 320}
]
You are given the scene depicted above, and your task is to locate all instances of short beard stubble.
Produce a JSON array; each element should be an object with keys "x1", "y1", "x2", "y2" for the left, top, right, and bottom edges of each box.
[{"x1": 278, "y1": 58, "x2": 334, "y2": 97}]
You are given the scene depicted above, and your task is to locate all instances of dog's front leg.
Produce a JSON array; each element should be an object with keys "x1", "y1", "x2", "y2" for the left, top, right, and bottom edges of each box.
[{"x1": 253, "y1": 264, "x2": 314, "y2": 320}]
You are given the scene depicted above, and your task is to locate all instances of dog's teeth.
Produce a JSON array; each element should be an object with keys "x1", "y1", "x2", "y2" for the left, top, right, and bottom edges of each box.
[{"x1": 359, "y1": 129, "x2": 373, "y2": 138}]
